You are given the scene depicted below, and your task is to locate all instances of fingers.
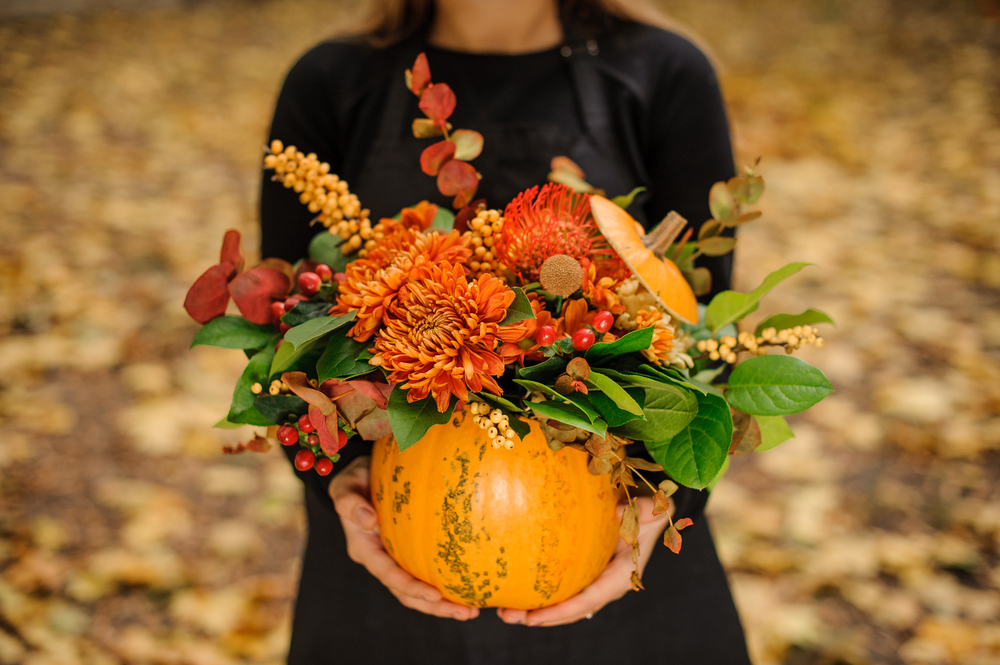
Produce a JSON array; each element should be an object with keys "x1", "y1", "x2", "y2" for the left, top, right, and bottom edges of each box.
[
  {"x1": 390, "y1": 590, "x2": 480, "y2": 620},
  {"x1": 496, "y1": 607, "x2": 528, "y2": 624}
]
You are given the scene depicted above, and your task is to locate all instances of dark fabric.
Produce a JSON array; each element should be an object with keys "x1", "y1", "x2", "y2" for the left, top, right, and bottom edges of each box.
[{"x1": 261, "y1": 16, "x2": 749, "y2": 665}]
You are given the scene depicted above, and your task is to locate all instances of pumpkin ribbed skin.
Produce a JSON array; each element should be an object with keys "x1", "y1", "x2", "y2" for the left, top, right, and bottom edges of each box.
[{"x1": 370, "y1": 408, "x2": 620, "y2": 609}]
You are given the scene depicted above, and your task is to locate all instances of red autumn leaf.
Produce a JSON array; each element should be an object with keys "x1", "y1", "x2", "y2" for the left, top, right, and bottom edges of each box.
[
  {"x1": 452, "y1": 200, "x2": 487, "y2": 233},
  {"x1": 412, "y1": 118, "x2": 444, "y2": 138},
  {"x1": 229, "y1": 266, "x2": 292, "y2": 324},
  {"x1": 664, "y1": 518, "x2": 694, "y2": 554},
  {"x1": 419, "y1": 83, "x2": 456, "y2": 125},
  {"x1": 420, "y1": 140, "x2": 456, "y2": 176},
  {"x1": 260, "y1": 257, "x2": 295, "y2": 286},
  {"x1": 550, "y1": 156, "x2": 586, "y2": 179},
  {"x1": 321, "y1": 378, "x2": 392, "y2": 441},
  {"x1": 399, "y1": 201, "x2": 438, "y2": 230},
  {"x1": 355, "y1": 408, "x2": 391, "y2": 441},
  {"x1": 407, "y1": 53, "x2": 431, "y2": 96},
  {"x1": 222, "y1": 435, "x2": 271, "y2": 455},
  {"x1": 346, "y1": 378, "x2": 392, "y2": 409},
  {"x1": 437, "y1": 158, "x2": 478, "y2": 197},
  {"x1": 219, "y1": 228, "x2": 245, "y2": 272},
  {"x1": 619, "y1": 502, "x2": 639, "y2": 547},
  {"x1": 184, "y1": 262, "x2": 238, "y2": 324},
  {"x1": 676, "y1": 517, "x2": 694, "y2": 530},
  {"x1": 283, "y1": 372, "x2": 337, "y2": 416},
  {"x1": 308, "y1": 404, "x2": 341, "y2": 455}
]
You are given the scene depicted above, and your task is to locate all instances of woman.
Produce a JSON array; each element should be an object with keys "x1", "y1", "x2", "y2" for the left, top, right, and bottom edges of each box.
[{"x1": 260, "y1": 0, "x2": 751, "y2": 662}]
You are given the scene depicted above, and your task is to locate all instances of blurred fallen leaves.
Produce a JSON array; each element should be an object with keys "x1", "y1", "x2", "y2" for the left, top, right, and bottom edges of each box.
[{"x1": 0, "y1": 0, "x2": 998, "y2": 664}]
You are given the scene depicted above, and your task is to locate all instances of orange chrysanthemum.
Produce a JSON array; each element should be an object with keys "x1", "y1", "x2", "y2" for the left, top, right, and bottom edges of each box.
[
  {"x1": 580, "y1": 258, "x2": 626, "y2": 314},
  {"x1": 634, "y1": 308, "x2": 675, "y2": 365},
  {"x1": 335, "y1": 228, "x2": 471, "y2": 342},
  {"x1": 371, "y1": 262, "x2": 530, "y2": 412},
  {"x1": 494, "y1": 183, "x2": 626, "y2": 284}
]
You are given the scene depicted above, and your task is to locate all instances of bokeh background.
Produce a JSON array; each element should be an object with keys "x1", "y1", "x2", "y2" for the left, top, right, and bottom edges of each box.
[{"x1": 1, "y1": 0, "x2": 998, "y2": 663}]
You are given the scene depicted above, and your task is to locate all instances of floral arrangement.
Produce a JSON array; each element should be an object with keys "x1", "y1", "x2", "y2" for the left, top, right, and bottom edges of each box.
[{"x1": 185, "y1": 54, "x2": 833, "y2": 577}]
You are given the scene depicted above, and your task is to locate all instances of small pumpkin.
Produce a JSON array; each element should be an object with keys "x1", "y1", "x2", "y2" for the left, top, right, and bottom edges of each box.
[
  {"x1": 589, "y1": 195, "x2": 699, "y2": 324},
  {"x1": 370, "y1": 407, "x2": 621, "y2": 609}
]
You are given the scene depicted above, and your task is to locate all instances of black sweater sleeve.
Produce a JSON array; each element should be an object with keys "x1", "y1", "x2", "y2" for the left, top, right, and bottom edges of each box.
[
  {"x1": 631, "y1": 29, "x2": 736, "y2": 523},
  {"x1": 261, "y1": 43, "x2": 375, "y2": 512}
]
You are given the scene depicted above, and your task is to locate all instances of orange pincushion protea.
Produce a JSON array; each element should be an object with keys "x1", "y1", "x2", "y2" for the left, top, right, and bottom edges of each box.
[
  {"x1": 494, "y1": 183, "x2": 626, "y2": 284},
  {"x1": 336, "y1": 228, "x2": 472, "y2": 341},
  {"x1": 634, "y1": 308, "x2": 675, "y2": 365},
  {"x1": 371, "y1": 262, "x2": 529, "y2": 412}
]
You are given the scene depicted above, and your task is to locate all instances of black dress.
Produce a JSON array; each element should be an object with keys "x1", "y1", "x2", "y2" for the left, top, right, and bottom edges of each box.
[{"x1": 261, "y1": 17, "x2": 752, "y2": 665}]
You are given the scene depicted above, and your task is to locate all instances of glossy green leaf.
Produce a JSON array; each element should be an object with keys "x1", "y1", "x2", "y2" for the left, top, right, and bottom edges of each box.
[
  {"x1": 709, "y1": 181, "x2": 735, "y2": 220},
  {"x1": 281, "y1": 300, "x2": 331, "y2": 327},
  {"x1": 755, "y1": 415, "x2": 795, "y2": 451},
  {"x1": 589, "y1": 387, "x2": 645, "y2": 428},
  {"x1": 704, "y1": 262, "x2": 813, "y2": 333},
  {"x1": 584, "y1": 327, "x2": 654, "y2": 365},
  {"x1": 499, "y1": 287, "x2": 535, "y2": 326},
  {"x1": 647, "y1": 391, "x2": 731, "y2": 489},
  {"x1": 213, "y1": 416, "x2": 244, "y2": 429},
  {"x1": 272, "y1": 313, "x2": 357, "y2": 377},
  {"x1": 726, "y1": 355, "x2": 832, "y2": 415},
  {"x1": 388, "y1": 387, "x2": 456, "y2": 452},
  {"x1": 586, "y1": 371, "x2": 644, "y2": 416},
  {"x1": 476, "y1": 392, "x2": 525, "y2": 413},
  {"x1": 254, "y1": 394, "x2": 307, "y2": 424},
  {"x1": 754, "y1": 309, "x2": 835, "y2": 335},
  {"x1": 516, "y1": 356, "x2": 567, "y2": 383},
  {"x1": 527, "y1": 400, "x2": 606, "y2": 436},
  {"x1": 615, "y1": 385, "x2": 698, "y2": 442},
  {"x1": 317, "y1": 332, "x2": 374, "y2": 382},
  {"x1": 191, "y1": 316, "x2": 277, "y2": 350},
  {"x1": 431, "y1": 206, "x2": 456, "y2": 231},
  {"x1": 228, "y1": 345, "x2": 276, "y2": 426}
]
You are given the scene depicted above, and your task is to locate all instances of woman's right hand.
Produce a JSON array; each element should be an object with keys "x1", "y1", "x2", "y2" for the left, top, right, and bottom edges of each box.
[{"x1": 329, "y1": 456, "x2": 480, "y2": 621}]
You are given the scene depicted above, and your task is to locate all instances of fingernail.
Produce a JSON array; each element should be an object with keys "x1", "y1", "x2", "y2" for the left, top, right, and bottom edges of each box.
[
  {"x1": 423, "y1": 594, "x2": 438, "y2": 602},
  {"x1": 452, "y1": 612, "x2": 465, "y2": 620}
]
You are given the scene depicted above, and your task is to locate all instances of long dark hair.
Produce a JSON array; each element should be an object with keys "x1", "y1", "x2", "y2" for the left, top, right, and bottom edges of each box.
[{"x1": 347, "y1": 0, "x2": 711, "y2": 56}]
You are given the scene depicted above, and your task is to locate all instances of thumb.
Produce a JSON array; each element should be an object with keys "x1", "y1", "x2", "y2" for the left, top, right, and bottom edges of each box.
[{"x1": 353, "y1": 503, "x2": 378, "y2": 530}]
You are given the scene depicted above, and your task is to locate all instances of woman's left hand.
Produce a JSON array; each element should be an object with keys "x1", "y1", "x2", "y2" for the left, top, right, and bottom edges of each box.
[{"x1": 496, "y1": 494, "x2": 673, "y2": 627}]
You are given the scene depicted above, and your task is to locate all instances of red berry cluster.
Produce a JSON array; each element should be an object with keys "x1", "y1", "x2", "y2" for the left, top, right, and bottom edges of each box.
[
  {"x1": 269, "y1": 263, "x2": 344, "y2": 335},
  {"x1": 277, "y1": 413, "x2": 348, "y2": 476},
  {"x1": 531, "y1": 310, "x2": 616, "y2": 353}
]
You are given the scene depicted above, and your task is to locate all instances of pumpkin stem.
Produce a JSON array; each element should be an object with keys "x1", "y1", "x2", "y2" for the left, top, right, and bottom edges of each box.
[{"x1": 642, "y1": 211, "x2": 688, "y2": 258}]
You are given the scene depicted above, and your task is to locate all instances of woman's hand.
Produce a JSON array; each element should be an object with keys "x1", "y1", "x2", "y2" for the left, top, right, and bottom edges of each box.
[
  {"x1": 495, "y1": 494, "x2": 672, "y2": 627},
  {"x1": 329, "y1": 456, "x2": 480, "y2": 621}
]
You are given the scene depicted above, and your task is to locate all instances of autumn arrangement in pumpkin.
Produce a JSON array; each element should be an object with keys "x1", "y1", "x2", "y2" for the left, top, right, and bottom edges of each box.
[{"x1": 184, "y1": 53, "x2": 834, "y2": 608}]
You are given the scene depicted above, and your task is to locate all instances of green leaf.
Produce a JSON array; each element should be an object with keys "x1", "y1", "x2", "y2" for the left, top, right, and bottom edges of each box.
[
  {"x1": 213, "y1": 417, "x2": 244, "y2": 429},
  {"x1": 615, "y1": 384, "x2": 698, "y2": 442},
  {"x1": 309, "y1": 230, "x2": 350, "y2": 273},
  {"x1": 726, "y1": 355, "x2": 832, "y2": 416},
  {"x1": 589, "y1": 387, "x2": 645, "y2": 427},
  {"x1": 707, "y1": 456, "x2": 730, "y2": 491},
  {"x1": 611, "y1": 186, "x2": 646, "y2": 210},
  {"x1": 228, "y1": 345, "x2": 277, "y2": 426},
  {"x1": 585, "y1": 372, "x2": 643, "y2": 416},
  {"x1": 754, "y1": 309, "x2": 835, "y2": 335},
  {"x1": 709, "y1": 181, "x2": 736, "y2": 221},
  {"x1": 756, "y1": 415, "x2": 795, "y2": 452},
  {"x1": 692, "y1": 365, "x2": 726, "y2": 384},
  {"x1": 527, "y1": 400, "x2": 606, "y2": 436},
  {"x1": 476, "y1": 392, "x2": 525, "y2": 413},
  {"x1": 697, "y1": 236, "x2": 737, "y2": 256},
  {"x1": 591, "y1": 367, "x2": 668, "y2": 390},
  {"x1": 284, "y1": 312, "x2": 356, "y2": 348},
  {"x1": 254, "y1": 394, "x2": 307, "y2": 424},
  {"x1": 499, "y1": 287, "x2": 535, "y2": 326},
  {"x1": 584, "y1": 327, "x2": 654, "y2": 365},
  {"x1": 271, "y1": 313, "x2": 357, "y2": 377},
  {"x1": 317, "y1": 332, "x2": 374, "y2": 382},
  {"x1": 513, "y1": 379, "x2": 601, "y2": 424},
  {"x1": 516, "y1": 356, "x2": 567, "y2": 383},
  {"x1": 387, "y1": 387, "x2": 456, "y2": 452},
  {"x1": 506, "y1": 416, "x2": 532, "y2": 440},
  {"x1": 281, "y1": 300, "x2": 331, "y2": 327},
  {"x1": 647, "y1": 391, "x2": 731, "y2": 489},
  {"x1": 431, "y1": 206, "x2": 456, "y2": 231},
  {"x1": 191, "y1": 316, "x2": 277, "y2": 350},
  {"x1": 704, "y1": 262, "x2": 813, "y2": 333}
]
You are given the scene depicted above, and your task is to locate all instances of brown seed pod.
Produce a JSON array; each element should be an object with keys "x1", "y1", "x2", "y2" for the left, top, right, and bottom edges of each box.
[{"x1": 539, "y1": 253, "x2": 584, "y2": 298}]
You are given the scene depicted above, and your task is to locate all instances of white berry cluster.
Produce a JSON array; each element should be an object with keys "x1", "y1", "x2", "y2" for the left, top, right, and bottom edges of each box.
[{"x1": 469, "y1": 402, "x2": 518, "y2": 449}]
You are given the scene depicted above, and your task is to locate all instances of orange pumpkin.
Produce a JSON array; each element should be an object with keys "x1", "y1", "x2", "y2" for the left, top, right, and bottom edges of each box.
[{"x1": 370, "y1": 407, "x2": 621, "y2": 609}]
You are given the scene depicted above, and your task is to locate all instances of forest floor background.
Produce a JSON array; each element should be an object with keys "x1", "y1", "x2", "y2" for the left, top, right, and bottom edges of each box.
[{"x1": 1, "y1": 0, "x2": 999, "y2": 663}]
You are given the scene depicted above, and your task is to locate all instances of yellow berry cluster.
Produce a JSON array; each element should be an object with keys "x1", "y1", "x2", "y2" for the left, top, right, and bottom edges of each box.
[
  {"x1": 758, "y1": 325, "x2": 825, "y2": 352},
  {"x1": 334, "y1": 217, "x2": 390, "y2": 258},
  {"x1": 263, "y1": 140, "x2": 369, "y2": 230},
  {"x1": 252, "y1": 379, "x2": 289, "y2": 396},
  {"x1": 469, "y1": 402, "x2": 518, "y2": 450},
  {"x1": 696, "y1": 325, "x2": 826, "y2": 363},
  {"x1": 466, "y1": 210, "x2": 509, "y2": 283},
  {"x1": 696, "y1": 336, "x2": 741, "y2": 364}
]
